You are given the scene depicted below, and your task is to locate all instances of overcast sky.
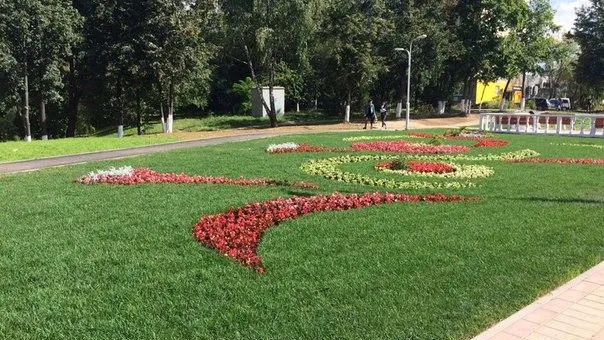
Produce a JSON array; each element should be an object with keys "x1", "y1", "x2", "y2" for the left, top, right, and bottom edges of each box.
[{"x1": 550, "y1": 0, "x2": 590, "y2": 34}]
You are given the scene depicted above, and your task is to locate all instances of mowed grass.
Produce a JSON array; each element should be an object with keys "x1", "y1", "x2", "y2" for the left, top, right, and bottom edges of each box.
[
  {"x1": 0, "y1": 135, "x2": 181, "y2": 163},
  {"x1": 0, "y1": 131, "x2": 602, "y2": 339}
]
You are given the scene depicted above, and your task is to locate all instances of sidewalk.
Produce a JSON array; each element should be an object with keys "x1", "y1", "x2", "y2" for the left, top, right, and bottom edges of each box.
[{"x1": 473, "y1": 261, "x2": 604, "y2": 340}]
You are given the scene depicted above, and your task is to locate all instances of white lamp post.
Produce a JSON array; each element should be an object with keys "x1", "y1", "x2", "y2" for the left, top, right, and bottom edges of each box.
[{"x1": 395, "y1": 34, "x2": 427, "y2": 130}]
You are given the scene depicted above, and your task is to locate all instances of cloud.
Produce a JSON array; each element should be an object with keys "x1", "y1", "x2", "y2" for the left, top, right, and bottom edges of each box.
[{"x1": 552, "y1": 0, "x2": 590, "y2": 33}]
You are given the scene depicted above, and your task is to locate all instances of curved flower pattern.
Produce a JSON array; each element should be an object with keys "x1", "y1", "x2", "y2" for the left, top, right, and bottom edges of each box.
[
  {"x1": 550, "y1": 143, "x2": 604, "y2": 150},
  {"x1": 192, "y1": 192, "x2": 478, "y2": 272},
  {"x1": 375, "y1": 161, "x2": 494, "y2": 179},
  {"x1": 77, "y1": 167, "x2": 318, "y2": 189},
  {"x1": 266, "y1": 142, "x2": 348, "y2": 154},
  {"x1": 301, "y1": 155, "x2": 475, "y2": 189}
]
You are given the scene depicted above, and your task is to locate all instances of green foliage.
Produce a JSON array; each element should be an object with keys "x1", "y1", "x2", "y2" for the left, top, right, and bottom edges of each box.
[
  {"x1": 573, "y1": 0, "x2": 604, "y2": 100},
  {"x1": 231, "y1": 77, "x2": 254, "y2": 114}
]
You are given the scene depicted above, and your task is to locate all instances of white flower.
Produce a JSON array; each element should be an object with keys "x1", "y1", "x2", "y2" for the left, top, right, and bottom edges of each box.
[
  {"x1": 266, "y1": 142, "x2": 299, "y2": 153},
  {"x1": 82, "y1": 166, "x2": 134, "y2": 182}
]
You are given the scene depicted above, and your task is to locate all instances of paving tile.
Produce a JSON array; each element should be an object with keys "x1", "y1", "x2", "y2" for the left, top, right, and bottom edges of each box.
[
  {"x1": 586, "y1": 273, "x2": 604, "y2": 285},
  {"x1": 524, "y1": 308, "x2": 559, "y2": 324},
  {"x1": 533, "y1": 325, "x2": 588, "y2": 340},
  {"x1": 570, "y1": 303, "x2": 604, "y2": 318},
  {"x1": 572, "y1": 281, "x2": 600, "y2": 294},
  {"x1": 577, "y1": 299, "x2": 604, "y2": 312},
  {"x1": 525, "y1": 332, "x2": 555, "y2": 340},
  {"x1": 593, "y1": 328, "x2": 604, "y2": 340},
  {"x1": 542, "y1": 299, "x2": 574, "y2": 313},
  {"x1": 558, "y1": 289, "x2": 589, "y2": 303},
  {"x1": 488, "y1": 331, "x2": 523, "y2": 340},
  {"x1": 562, "y1": 308, "x2": 604, "y2": 325},
  {"x1": 504, "y1": 319, "x2": 541, "y2": 338},
  {"x1": 585, "y1": 294, "x2": 604, "y2": 304},
  {"x1": 544, "y1": 320, "x2": 597, "y2": 339},
  {"x1": 553, "y1": 314, "x2": 601, "y2": 332},
  {"x1": 593, "y1": 286, "x2": 604, "y2": 298}
]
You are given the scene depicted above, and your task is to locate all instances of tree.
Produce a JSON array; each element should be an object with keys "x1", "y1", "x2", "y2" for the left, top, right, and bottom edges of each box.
[
  {"x1": 316, "y1": 0, "x2": 393, "y2": 122},
  {"x1": 0, "y1": 0, "x2": 80, "y2": 142},
  {"x1": 573, "y1": 0, "x2": 604, "y2": 104}
]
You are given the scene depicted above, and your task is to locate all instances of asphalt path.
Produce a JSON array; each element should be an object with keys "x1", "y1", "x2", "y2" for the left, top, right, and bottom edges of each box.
[{"x1": 0, "y1": 132, "x2": 281, "y2": 174}]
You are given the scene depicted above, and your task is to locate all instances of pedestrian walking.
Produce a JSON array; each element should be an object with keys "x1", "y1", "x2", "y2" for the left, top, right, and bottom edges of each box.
[
  {"x1": 363, "y1": 100, "x2": 376, "y2": 129},
  {"x1": 380, "y1": 101, "x2": 389, "y2": 129}
]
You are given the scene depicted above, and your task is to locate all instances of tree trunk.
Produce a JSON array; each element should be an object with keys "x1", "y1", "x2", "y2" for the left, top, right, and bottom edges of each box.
[
  {"x1": 267, "y1": 62, "x2": 277, "y2": 127},
  {"x1": 40, "y1": 98, "x2": 48, "y2": 140},
  {"x1": 167, "y1": 80, "x2": 174, "y2": 133},
  {"x1": 66, "y1": 57, "x2": 79, "y2": 137},
  {"x1": 136, "y1": 92, "x2": 142, "y2": 136},
  {"x1": 22, "y1": 61, "x2": 32, "y2": 142},
  {"x1": 157, "y1": 75, "x2": 167, "y2": 133},
  {"x1": 344, "y1": 89, "x2": 351, "y2": 123},
  {"x1": 520, "y1": 72, "x2": 526, "y2": 112},
  {"x1": 117, "y1": 77, "x2": 124, "y2": 138},
  {"x1": 296, "y1": 102, "x2": 300, "y2": 112},
  {"x1": 244, "y1": 45, "x2": 272, "y2": 121},
  {"x1": 499, "y1": 78, "x2": 511, "y2": 111}
]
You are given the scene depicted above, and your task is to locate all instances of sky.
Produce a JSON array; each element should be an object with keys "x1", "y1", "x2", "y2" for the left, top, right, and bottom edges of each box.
[{"x1": 550, "y1": 0, "x2": 590, "y2": 34}]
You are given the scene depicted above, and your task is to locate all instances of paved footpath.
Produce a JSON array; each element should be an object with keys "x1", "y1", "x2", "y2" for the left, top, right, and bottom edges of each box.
[{"x1": 473, "y1": 262, "x2": 604, "y2": 340}]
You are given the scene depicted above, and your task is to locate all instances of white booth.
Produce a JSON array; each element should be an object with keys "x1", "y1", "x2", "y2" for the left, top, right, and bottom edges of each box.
[{"x1": 252, "y1": 86, "x2": 285, "y2": 118}]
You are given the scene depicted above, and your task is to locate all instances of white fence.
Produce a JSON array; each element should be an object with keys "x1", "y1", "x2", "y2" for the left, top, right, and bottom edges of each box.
[{"x1": 479, "y1": 113, "x2": 604, "y2": 138}]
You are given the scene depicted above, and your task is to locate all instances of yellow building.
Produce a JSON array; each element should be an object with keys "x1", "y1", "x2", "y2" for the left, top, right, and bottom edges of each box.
[{"x1": 475, "y1": 79, "x2": 523, "y2": 105}]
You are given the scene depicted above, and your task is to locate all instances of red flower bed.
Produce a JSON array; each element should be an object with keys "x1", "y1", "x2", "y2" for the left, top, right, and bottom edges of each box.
[
  {"x1": 268, "y1": 144, "x2": 348, "y2": 153},
  {"x1": 192, "y1": 192, "x2": 478, "y2": 272},
  {"x1": 409, "y1": 132, "x2": 435, "y2": 138},
  {"x1": 351, "y1": 141, "x2": 469, "y2": 154},
  {"x1": 409, "y1": 132, "x2": 509, "y2": 148},
  {"x1": 78, "y1": 168, "x2": 319, "y2": 188},
  {"x1": 406, "y1": 161, "x2": 455, "y2": 173},
  {"x1": 508, "y1": 158, "x2": 604, "y2": 165},
  {"x1": 473, "y1": 139, "x2": 509, "y2": 148}
]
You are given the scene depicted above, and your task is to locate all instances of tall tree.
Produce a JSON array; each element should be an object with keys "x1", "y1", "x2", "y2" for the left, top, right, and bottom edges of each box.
[
  {"x1": 0, "y1": 0, "x2": 80, "y2": 142},
  {"x1": 573, "y1": 0, "x2": 604, "y2": 103}
]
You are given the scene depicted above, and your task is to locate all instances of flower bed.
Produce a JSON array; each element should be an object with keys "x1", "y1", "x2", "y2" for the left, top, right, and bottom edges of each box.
[
  {"x1": 375, "y1": 160, "x2": 494, "y2": 179},
  {"x1": 301, "y1": 155, "x2": 474, "y2": 189},
  {"x1": 266, "y1": 142, "x2": 348, "y2": 153},
  {"x1": 550, "y1": 143, "x2": 604, "y2": 149},
  {"x1": 409, "y1": 132, "x2": 509, "y2": 148},
  {"x1": 192, "y1": 192, "x2": 478, "y2": 272},
  {"x1": 351, "y1": 141, "x2": 469, "y2": 154},
  {"x1": 77, "y1": 166, "x2": 318, "y2": 188},
  {"x1": 508, "y1": 158, "x2": 604, "y2": 165}
]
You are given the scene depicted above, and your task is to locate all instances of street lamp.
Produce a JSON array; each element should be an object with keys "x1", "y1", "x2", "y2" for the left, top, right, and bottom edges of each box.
[{"x1": 395, "y1": 34, "x2": 427, "y2": 130}]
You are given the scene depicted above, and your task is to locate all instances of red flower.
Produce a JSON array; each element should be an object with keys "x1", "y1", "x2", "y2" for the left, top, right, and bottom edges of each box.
[
  {"x1": 351, "y1": 141, "x2": 469, "y2": 154},
  {"x1": 406, "y1": 161, "x2": 455, "y2": 174},
  {"x1": 77, "y1": 168, "x2": 319, "y2": 189},
  {"x1": 192, "y1": 192, "x2": 479, "y2": 272}
]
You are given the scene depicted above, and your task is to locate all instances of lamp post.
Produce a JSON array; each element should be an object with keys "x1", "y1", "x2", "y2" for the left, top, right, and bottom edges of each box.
[{"x1": 395, "y1": 34, "x2": 427, "y2": 130}]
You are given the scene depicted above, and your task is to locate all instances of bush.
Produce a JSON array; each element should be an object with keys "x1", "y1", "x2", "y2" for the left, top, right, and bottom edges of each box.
[
  {"x1": 412, "y1": 104, "x2": 435, "y2": 118},
  {"x1": 231, "y1": 77, "x2": 254, "y2": 115},
  {"x1": 0, "y1": 111, "x2": 19, "y2": 142}
]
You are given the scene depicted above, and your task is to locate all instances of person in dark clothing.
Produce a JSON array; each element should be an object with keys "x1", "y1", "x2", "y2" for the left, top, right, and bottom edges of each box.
[
  {"x1": 363, "y1": 100, "x2": 376, "y2": 129},
  {"x1": 380, "y1": 101, "x2": 389, "y2": 129}
]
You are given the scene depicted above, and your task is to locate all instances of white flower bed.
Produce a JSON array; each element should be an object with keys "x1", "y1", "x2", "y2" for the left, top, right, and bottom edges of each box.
[
  {"x1": 266, "y1": 142, "x2": 299, "y2": 153},
  {"x1": 80, "y1": 166, "x2": 134, "y2": 183}
]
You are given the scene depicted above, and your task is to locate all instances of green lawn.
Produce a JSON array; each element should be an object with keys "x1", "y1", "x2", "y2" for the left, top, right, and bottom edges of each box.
[
  {"x1": 1, "y1": 112, "x2": 340, "y2": 163},
  {"x1": 0, "y1": 131, "x2": 602, "y2": 339},
  {"x1": 0, "y1": 135, "x2": 181, "y2": 163}
]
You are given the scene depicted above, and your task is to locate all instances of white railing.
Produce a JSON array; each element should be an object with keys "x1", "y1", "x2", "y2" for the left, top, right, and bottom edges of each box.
[{"x1": 479, "y1": 112, "x2": 604, "y2": 138}]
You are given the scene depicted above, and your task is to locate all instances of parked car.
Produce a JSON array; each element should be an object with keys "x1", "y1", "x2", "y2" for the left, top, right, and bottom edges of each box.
[
  {"x1": 560, "y1": 98, "x2": 571, "y2": 110},
  {"x1": 548, "y1": 98, "x2": 561, "y2": 110},
  {"x1": 531, "y1": 98, "x2": 549, "y2": 110}
]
